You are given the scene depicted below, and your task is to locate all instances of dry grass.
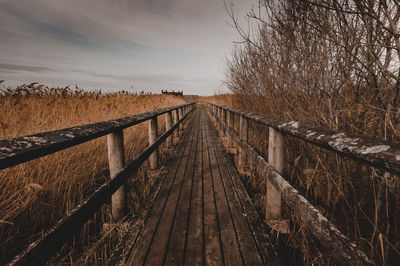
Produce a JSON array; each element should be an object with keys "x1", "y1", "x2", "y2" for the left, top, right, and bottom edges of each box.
[
  {"x1": 209, "y1": 93, "x2": 400, "y2": 265},
  {"x1": 0, "y1": 83, "x2": 185, "y2": 264}
]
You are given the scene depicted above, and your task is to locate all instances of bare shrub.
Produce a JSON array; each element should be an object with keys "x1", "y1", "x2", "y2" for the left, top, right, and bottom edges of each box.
[{"x1": 222, "y1": 0, "x2": 400, "y2": 264}]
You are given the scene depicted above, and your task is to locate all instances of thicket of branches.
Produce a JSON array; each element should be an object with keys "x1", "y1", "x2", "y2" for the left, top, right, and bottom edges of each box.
[
  {"x1": 227, "y1": 0, "x2": 400, "y2": 140},
  {"x1": 225, "y1": 0, "x2": 400, "y2": 264}
]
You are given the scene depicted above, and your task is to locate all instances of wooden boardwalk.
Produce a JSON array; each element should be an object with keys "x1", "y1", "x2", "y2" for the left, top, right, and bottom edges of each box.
[{"x1": 124, "y1": 108, "x2": 280, "y2": 265}]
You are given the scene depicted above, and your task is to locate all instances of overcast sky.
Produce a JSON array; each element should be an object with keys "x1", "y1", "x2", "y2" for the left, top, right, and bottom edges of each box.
[{"x1": 0, "y1": 0, "x2": 256, "y2": 95}]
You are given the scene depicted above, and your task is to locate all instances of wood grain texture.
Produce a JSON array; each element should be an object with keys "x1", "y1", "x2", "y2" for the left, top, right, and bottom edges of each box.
[
  {"x1": 126, "y1": 108, "x2": 280, "y2": 265},
  {"x1": 107, "y1": 129, "x2": 127, "y2": 221}
]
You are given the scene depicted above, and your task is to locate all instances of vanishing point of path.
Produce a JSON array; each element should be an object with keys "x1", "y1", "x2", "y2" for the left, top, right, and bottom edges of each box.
[{"x1": 125, "y1": 108, "x2": 280, "y2": 265}]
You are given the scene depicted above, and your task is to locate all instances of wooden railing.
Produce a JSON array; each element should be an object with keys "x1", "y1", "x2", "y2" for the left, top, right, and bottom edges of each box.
[
  {"x1": 206, "y1": 102, "x2": 400, "y2": 265},
  {"x1": 2, "y1": 102, "x2": 196, "y2": 265}
]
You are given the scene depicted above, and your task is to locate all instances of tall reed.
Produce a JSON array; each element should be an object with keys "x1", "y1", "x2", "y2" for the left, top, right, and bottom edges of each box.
[{"x1": 0, "y1": 83, "x2": 185, "y2": 264}]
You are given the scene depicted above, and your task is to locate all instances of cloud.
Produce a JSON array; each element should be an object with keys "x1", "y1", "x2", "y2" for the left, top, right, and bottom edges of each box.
[
  {"x1": 0, "y1": 63, "x2": 57, "y2": 73},
  {"x1": 92, "y1": 72, "x2": 181, "y2": 84},
  {"x1": 0, "y1": 0, "x2": 257, "y2": 95}
]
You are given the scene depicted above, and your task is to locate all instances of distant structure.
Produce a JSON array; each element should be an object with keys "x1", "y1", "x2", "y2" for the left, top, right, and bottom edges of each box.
[{"x1": 161, "y1": 90, "x2": 183, "y2": 97}]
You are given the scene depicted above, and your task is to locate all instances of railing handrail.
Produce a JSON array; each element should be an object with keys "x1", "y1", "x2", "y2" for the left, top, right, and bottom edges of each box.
[
  {"x1": 207, "y1": 102, "x2": 375, "y2": 265},
  {"x1": 209, "y1": 103, "x2": 400, "y2": 176},
  {"x1": 0, "y1": 102, "x2": 195, "y2": 170},
  {"x1": 6, "y1": 102, "x2": 196, "y2": 265}
]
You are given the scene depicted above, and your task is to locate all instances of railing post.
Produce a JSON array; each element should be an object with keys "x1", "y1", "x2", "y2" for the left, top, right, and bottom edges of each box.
[
  {"x1": 222, "y1": 108, "x2": 227, "y2": 136},
  {"x1": 173, "y1": 109, "x2": 179, "y2": 142},
  {"x1": 217, "y1": 107, "x2": 222, "y2": 133},
  {"x1": 266, "y1": 127, "x2": 284, "y2": 222},
  {"x1": 213, "y1": 105, "x2": 217, "y2": 124},
  {"x1": 107, "y1": 129, "x2": 127, "y2": 221},
  {"x1": 227, "y1": 111, "x2": 234, "y2": 148},
  {"x1": 178, "y1": 107, "x2": 183, "y2": 135},
  {"x1": 239, "y1": 115, "x2": 248, "y2": 171},
  {"x1": 149, "y1": 117, "x2": 158, "y2": 169},
  {"x1": 165, "y1": 111, "x2": 173, "y2": 147}
]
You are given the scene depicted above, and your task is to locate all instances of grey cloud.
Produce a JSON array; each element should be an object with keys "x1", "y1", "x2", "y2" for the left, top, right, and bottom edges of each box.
[
  {"x1": 0, "y1": 70, "x2": 17, "y2": 75},
  {"x1": 92, "y1": 72, "x2": 181, "y2": 83},
  {"x1": 122, "y1": 0, "x2": 178, "y2": 16},
  {"x1": 0, "y1": 0, "x2": 256, "y2": 95},
  {"x1": 0, "y1": 1, "x2": 151, "y2": 52},
  {"x1": 0, "y1": 63, "x2": 57, "y2": 73}
]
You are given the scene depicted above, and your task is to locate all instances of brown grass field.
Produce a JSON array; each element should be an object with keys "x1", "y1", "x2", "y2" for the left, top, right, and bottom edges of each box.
[
  {"x1": 0, "y1": 83, "x2": 185, "y2": 264},
  {"x1": 1, "y1": 81, "x2": 399, "y2": 265},
  {"x1": 205, "y1": 92, "x2": 400, "y2": 265}
]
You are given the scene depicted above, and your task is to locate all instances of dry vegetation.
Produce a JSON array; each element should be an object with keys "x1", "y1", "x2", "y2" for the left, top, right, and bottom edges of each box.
[
  {"x1": 0, "y1": 83, "x2": 185, "y2": 264},
  {"x1": 217, "y1": 0, "x2": 400, "y2": 265}
]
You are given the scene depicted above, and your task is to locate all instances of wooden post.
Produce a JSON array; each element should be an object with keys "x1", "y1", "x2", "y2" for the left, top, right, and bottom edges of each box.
[
  {"x1": 213, "y1": 105, "x2": 217, "y2": 123},
  {"x1": 107, "y1": 129, "x2": 127, "y2": 221},
  {"x1": 165, "y1": 111, "x2": 173, "y2": 147},
  {"x1": 218, "y1": 107, "x2": 222, "y2": 133},
  {"x1": 149, "y1": 117, "x2": 158, "y2": 169},
  {"x1": 178, "y1": 107, "x2": 183, "y2": 134},
  {"x1": 239, "y1": 116, "x2": 248, "y2": 171},
  {"x1": 173, "y1": 109, "x2": 179, "y2": 142},
  {"x1": 227, "y1": 111, "x2": 234, "y2": 148},
  {"x1": 223, "y1": 109, "x2": 227, "y2": 136},
  {"x1": 266, "y1": 127, "x2": 284, "y2": 222}
]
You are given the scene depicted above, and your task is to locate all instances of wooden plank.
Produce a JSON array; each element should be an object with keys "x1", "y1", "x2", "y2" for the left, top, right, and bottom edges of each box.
[
  {"x1": 137, "y1": 111, "x2": 200, "y2": 265},
  {"x1": 163, "y1": 111, "x2": 201, "y2": 265},
  {"x1": 202, "y1": 110, "x2": 224, "y2": 265},
  {"x1": 126, "y1": 114, "x2": 197, "y2": 265},
  {"x1": 208, "y1": 123, "x2": 264, "y2": 265},
  {"x1": 204, "y1": 117, "x2": 243, "y2": 265},
  {"x1": 206, "y1": 111, "x2": 281, "y2": 265},
  {"x1": 185, "y1": 110, "x2": 205, "y2": 265}
]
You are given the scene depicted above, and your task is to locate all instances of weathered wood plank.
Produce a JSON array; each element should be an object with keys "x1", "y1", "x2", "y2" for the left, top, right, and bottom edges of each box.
[
  {"x1": 0, "y1": 102, "x2": 195, "y2": 170},
  {"x1": 202, "y1": 112, "x2": 224, "y2": 265},
  {"x1": 206, "y1": 110, "x2": 282, "y2": 265},
  {"x1": 208, "y1": 103, "x2": 400, "y2": 176},
  {"x1": 208, "y1": 123, "x2": 264, "y2": 265},
  {"x1": 132, "y1": 112, "x2": 199, "y2": 265},
  {"x1": 120, "y1": 108, "x2": 283, "y2": 266},
  {"x1": 185, "y1": 111, "x2": 205, "y2": 266},
  {"x1": 125, "y1": 114, "x2": 196, "y2": 265},
  {"x1": 163, "y1": 111, "x2": 201, "y2": 265},
  {"x1": 205, "y1": 119, "x2": 243, "y2": 265}
]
